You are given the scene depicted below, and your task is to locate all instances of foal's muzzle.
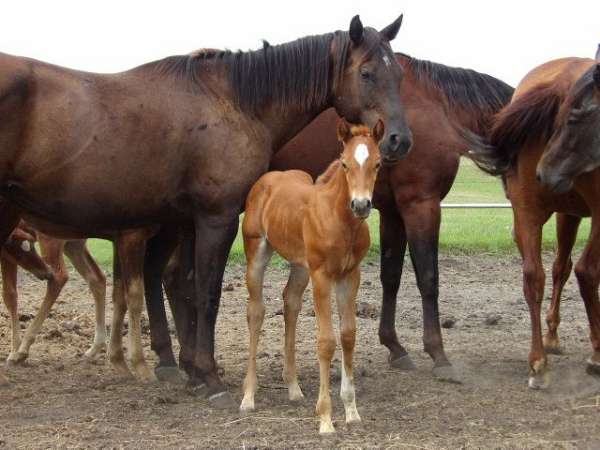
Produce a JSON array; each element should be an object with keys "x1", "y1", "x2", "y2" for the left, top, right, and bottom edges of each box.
[{"x1": 350, "y1": 198, "x2": 372, "y2": 219}]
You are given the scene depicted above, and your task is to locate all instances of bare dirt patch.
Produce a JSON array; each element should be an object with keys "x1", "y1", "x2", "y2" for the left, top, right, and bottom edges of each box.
[{"x1": 1, "y1": 254, "x2": 600, "y2": 448}]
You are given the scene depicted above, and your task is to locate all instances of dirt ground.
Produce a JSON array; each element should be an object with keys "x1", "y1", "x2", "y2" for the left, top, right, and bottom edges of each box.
[{"x1": 1, "y1": 253, "x2": 600, "y2": 449}]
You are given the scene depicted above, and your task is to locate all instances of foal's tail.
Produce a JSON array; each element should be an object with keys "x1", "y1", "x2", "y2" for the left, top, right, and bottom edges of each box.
[{"x1": 463, "y1": 82, "x2": 565, "y2": 176}]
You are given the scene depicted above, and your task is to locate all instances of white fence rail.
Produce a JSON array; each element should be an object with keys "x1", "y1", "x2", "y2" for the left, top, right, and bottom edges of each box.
[{"x1": 441, "y1": 203, "x2": 511, "y2": 209}]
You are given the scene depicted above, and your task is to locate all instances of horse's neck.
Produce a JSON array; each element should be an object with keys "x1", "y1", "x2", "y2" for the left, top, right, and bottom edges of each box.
[{"x1": 260, "y1": 102, "x2": 332, "y2": 152}]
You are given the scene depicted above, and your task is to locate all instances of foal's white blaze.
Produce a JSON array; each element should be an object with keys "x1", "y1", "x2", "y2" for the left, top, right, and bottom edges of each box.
[{"x1": 354, "y1": 144, "x2": 369, "y2": 166}]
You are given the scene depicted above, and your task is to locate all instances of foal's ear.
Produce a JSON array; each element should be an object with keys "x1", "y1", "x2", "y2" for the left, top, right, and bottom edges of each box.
[
  {"x1": 337, "y1": 118, "x2": 353, "y2": 143},
  {"x1": 372, "y1": 119, "x2": 385, "y2": 142},
  {"x1": 380, "y1": 14, "x2": 403, "y2": 42},
  {"x1": 349, "y1": 15, "x2": 364, "y2": 46}
]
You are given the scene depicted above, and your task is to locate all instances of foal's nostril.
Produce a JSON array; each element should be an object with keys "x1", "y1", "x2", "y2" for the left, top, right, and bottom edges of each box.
[
  {"x1": 366, "y1": 199, "x2": 372, "y2": 209},
  {"x1": 350, "y1": 199, "x2": 356, "y2": 210}
]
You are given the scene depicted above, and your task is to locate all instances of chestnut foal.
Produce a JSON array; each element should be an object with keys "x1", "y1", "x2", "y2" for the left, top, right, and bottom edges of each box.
[{"x1": 240, "y1": 119, "x2": 383, "y2": 434}]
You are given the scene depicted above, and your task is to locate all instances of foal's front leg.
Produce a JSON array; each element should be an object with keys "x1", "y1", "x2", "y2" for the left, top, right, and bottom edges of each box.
[
  {"x1": 335, "y1": 269, "x2": 361, "y2": 424},
  {"x1": 311, "y1": 269, "x2": 336, "y2": 434}
]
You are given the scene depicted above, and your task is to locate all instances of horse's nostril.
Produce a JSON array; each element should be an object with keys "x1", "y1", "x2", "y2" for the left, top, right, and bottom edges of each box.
[
  {"x1": 366, "y1": 199, "x2": 372, "y2": 209},
  {"x1": 389, "y1": 134, "x2": 400, "y2": 146},
  {"x1": 536, "y1": 171, "x2": 542, "y2": 183}
]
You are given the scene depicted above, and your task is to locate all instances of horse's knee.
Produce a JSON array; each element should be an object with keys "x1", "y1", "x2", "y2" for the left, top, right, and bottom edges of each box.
[
  {"x1": 340, "y1": 327, "x2": 355, "y2": 352},
  {"x1": 416, "y1": 270, "x2": 438, "y2": 300},
  {"x1": 523, "y1": 263, "x2": 544, "y2": 300},
  {"x1": 318, "y1": 335, "x2": 336, "y2": 361}
]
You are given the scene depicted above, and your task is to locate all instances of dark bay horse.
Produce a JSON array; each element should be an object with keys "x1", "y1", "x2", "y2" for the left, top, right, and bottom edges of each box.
[
  {"x1": 536, "y1": 51, "x2": 600, "y2": 377},
  {"x1": 0, "y1": 15, "x2": 411, "y2": 405},
  {"x1": 468, "y1": 56, "x2": 597, "y2": 388},
  {"x1": 268, "y1": 53, "x2": 514, "y2": 381}
]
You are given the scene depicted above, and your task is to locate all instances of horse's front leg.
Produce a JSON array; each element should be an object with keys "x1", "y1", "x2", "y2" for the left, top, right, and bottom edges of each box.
[
  {"x1": 191, "y1": 212, "x2": 240, "y2": 409},
  {"x1": 116, "y1": 231, "x2": 156, "y2": 383},
  {"x1": 573, "y1": 213, "x2": 600, "y2": 375},
  {"x1": 311, "y1": 269, "x2": 336, "y2": 434},
  {"x1": 336, "y1": 269, "x2": 361, "y2": 425}
]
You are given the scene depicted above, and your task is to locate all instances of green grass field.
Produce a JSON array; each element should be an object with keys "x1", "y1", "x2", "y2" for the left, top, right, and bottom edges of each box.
[{"x1": 83, "y1": 159, "x2": 591, "y2": 268}]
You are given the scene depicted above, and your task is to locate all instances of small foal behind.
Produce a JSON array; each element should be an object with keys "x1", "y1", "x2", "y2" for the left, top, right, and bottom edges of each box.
[{"x1": 241, "y1": 119, "x2": 383, "y2": 434}]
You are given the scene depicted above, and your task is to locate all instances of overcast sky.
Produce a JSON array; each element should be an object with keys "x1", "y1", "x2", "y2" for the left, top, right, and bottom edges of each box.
[{"x1": 1, "y1": 1, "x2": 598, "y2": 87}]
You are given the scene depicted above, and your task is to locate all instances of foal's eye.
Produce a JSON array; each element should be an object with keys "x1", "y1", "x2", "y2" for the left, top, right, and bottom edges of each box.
[
  {"x1": 341, "y1": 161, "x2": 349, "y2": 170},
  {"x1": 375, "y1": 162, "x2": 381, "y2": 170}
]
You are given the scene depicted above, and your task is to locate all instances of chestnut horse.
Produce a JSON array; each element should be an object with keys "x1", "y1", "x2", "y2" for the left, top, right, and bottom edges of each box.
[
  {"x1": 268, "y1": 53, "x2": 514, "y2": 381},
  {"x1": 467, "y1": 56, "x2": 597, "y2": 388},
  {"x1": 0, "y1": 15, "x2": 411, "y2": 405},
  {"x1": 536, "y1": 50, "x2": 600, "y2": 376},
  {"x1": 241, "y1": 120, "x2": 382, "y2": 434},
  {"x1": 2, "y1": 228, "x2": 106, "y2": 366}
]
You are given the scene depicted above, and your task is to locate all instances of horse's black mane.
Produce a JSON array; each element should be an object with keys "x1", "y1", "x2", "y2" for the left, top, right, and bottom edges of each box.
[
  {"x1": 146, "y1": 28, "x2": 392, "y2": 115},
  {"x1": 398, "y1": 53, "x2": 514, "y2": 114}
]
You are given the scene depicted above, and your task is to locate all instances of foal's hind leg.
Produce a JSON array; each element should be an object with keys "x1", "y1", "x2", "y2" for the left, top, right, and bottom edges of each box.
[
  {"x1": 282, "y1": 264, "x2": 309, "y2": 402},
  {"x1": 336, "y1": 269, "x2": 361, "y2": 425},
  {"x1": 108, "y1": 244, "x2": 132, "y2": 378},
  {"x1": 240, "y1": 236, "x2": 273, "y2": 412},
  {"x1": 11, "y1": 240, "x2": 68, "y2": 364},
  {"x1": 1, "y1": 257, "x2": 21, "y2": 364},
  {"x1": 116, "y1": 232, "x2": 156, "y2": 383},
  {"x1": 544, "y1": 214, "x2": 580, "y2": 354},
  {"x1": 63, "y1": 239, "x2": 107, "y2": 359}
]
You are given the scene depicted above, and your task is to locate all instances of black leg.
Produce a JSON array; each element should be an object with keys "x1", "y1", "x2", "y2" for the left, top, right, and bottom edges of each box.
[
  {"x1": 144, "y1": 225, "x2": 179, "y2": 374},
  {"x1": 378, "y1": 209, "x2": 414, "y2": 369},
  {"x1": 191, "y1": 212, "x2": 239, "y2": 408}
]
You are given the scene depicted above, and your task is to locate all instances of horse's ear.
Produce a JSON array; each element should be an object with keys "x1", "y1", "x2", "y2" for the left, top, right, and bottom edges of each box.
[
  {"x1": 372, "y1": 119, "x2": 385, "y2": 142},
  {"x1": 380, "y1": 14, "x2": 403, "y2": 42},
  {"x1": 337, "y1": 119, "x2": 352, "y2": 142},
  {"x1": 349, "y1": 15, "x2": 364, "y2": 46},
  {"x1": 595, "y1": 44, "x2": 600, "y2": 62},
  {"x1": 593, "y1": 64, "x2": 600, "y2": 89}
]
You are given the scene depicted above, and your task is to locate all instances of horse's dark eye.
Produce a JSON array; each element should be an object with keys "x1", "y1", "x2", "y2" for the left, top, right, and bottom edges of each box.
[{"x1": 360, "y1": 68, "x2": 373, "y2": 81}]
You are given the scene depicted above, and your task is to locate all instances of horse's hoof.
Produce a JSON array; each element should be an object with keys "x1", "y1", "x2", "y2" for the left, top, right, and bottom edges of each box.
[
  {"x1": 319, "y1": 420, "x2": 336, "y2": 435},
  {"x1": 389, "y1": 354, "x2": 416, "y2": 370},
  {"x1": 543, "y1": 336, "x2": 563, "y2": 355},
  {"x1": 6, "y1": 352, "x2": 28, "y2": 367},
  {"x1": 155, "y1": 366, "x2": 186, "y2": 384},
  {"x1": 208, "y1": 391, "x2": 237, "y2": 410},
  {"x1": 432, "y1": 365, "x2": 462, "y2": 384},
  {"x1": 586, "y1": 359, "x2": 600, "y2": 376},
  {"x1": 84, "y1": 344, "x2": 106, "y2": 360},
  {"x1": 528, "y1": 372, "x2": 549, "y2": 390}
]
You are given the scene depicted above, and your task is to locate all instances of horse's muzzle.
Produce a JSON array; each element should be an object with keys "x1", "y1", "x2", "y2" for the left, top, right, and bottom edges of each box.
[
  {"x1": 536, "y1": 167, "x2": 573, "y2": 194},
  {"x1": 380, "y1": 130, "x2": 413, "y2": 163}
]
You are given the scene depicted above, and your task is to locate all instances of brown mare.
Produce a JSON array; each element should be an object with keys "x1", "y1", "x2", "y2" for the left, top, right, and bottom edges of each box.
[
  {"x1": 1, "y1": 226, "x2": 106, "y2": 366},
  {"x1": 241, "y1": 120, "x2": 382, "y2": 433},
  {"x1": 467, "y1": 56, "x2": 599, "y2": 388},
  {"x1": 267, "y1": 53, "x2": 514, "y2": 381},
  {"x1": 536, "y1": 50, "x2": 600, "y2": 376},
  {"x1": 0, "y1": 15, "x2": 411, "y2": 406}
]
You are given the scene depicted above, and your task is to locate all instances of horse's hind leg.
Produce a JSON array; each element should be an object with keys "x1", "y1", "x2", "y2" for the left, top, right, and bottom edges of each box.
[
  {"x1": 336, "y1": 269, "x2": 361, "y2": 425},
  {"x1": 1, "y1": 257, "x2": 21, "y2": 364},
  {"x1": 513, "y1": 205, "x2": 551, "y2": 389},
  {"x1": 63, "y1": 239, "x2": 107, "y2": 359},
  {"x1": 282, "y1": 264, "x2": 309, "y2": 402},
  {"x1": 116, "y1": 232, "x2": 156, "y2": 383},
  {"x1": 240, "y1": 235, "x2": 273, "y2": 412},
  {"x1": 11, "y1": 239, "x2": 68, "y2": 364},
  {"x1": 573, "y1": 216, "x2": 600, "y2": 375},
  {"x1": 544, "y1": 214, "x2": 580, "y2": 354},
  {"x1": 377, "y1": 209, "x2": 412, "y2": 369}
]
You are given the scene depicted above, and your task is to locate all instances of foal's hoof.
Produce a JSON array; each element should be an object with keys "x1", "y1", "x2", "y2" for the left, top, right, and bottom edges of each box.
[
  {"x1": 389, "y1": 354, "x2": 416, "y2": 371},
  {"x1": 586, "y1": 359, "x2": 600, "y2": 376},
  {"x1": 6, "y1": 352, "x2": 28, "y2": 367},
  {"x1": 208, "y1": 391, "x2": 237, "y2": 410},
  {"x1": 84, "y1": 344, "x2": 106, "y2": 360},
  {"x1": 155, "y1": 366, "x2": 187, "y2": 384},
  {"x1": 544, "y1": 345, "x2": 564, "y2": 355},
  {"x1": 432, "y1": 365, "x2": 462, "y2": 384}
]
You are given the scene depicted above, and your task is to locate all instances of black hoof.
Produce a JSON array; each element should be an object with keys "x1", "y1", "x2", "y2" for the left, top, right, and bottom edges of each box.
[
  {"x1": 432, "y1": 365, "x2": 462, "y2": 384},
  {"x1": 586, "y1": 359, "x2": 600, "y2": 376},
  {"x1": 208, "y1": 391, "x2": 237, "y2": 410},
  {"x1": 389, "y1": 354, "x2": 416, "y2": 370},
  {"x1": 155, "y1": 366, "x2": 187, "y2": 384}
]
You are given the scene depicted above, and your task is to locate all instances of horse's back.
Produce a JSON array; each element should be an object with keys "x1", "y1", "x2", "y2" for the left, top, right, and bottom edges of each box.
[{"x1": 515, "y1": 57, "x2": 595, "y2": 98}]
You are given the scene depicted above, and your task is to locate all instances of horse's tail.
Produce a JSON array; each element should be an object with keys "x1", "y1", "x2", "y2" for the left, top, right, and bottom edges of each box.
[{"x1": 463, "y1": 82, "x2": 565, "y2": 176}]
